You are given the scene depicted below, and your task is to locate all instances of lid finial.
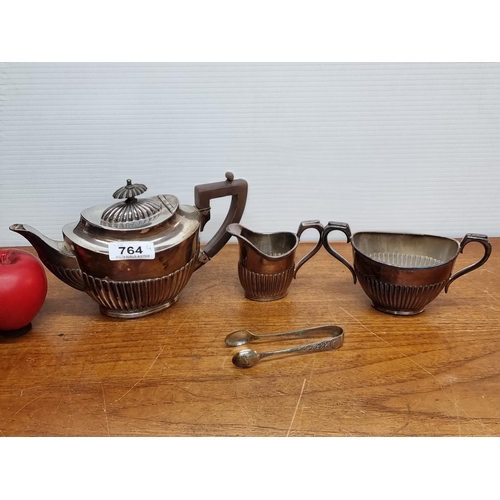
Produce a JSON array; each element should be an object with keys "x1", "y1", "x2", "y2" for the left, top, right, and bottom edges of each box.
[
  {"x1": 112, "y1": 179, "x2": 148, "y2": 200},
  {"x1": 101, "y1": 179, "x2": 163, "y2": 226}
]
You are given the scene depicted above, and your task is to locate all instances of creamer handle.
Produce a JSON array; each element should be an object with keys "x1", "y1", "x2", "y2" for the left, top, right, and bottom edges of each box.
[{"x1": 294, "y1": 220, "x2": 324, "y2": 277}]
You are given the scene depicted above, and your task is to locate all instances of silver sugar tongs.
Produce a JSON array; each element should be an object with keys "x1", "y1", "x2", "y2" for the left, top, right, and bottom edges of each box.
[{"x1": 225, "y1": 325, "x2": 344, "y2": 368}]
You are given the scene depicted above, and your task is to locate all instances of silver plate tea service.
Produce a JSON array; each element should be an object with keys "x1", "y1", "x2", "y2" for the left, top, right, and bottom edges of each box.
[{"x1": 10, "y1": 174, "x2": 492, "y2": 367}]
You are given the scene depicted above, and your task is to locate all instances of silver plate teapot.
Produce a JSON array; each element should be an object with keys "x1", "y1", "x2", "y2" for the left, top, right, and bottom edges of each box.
[{"x1": 10, "y1": 172, "x2": 247, "y2": 319}]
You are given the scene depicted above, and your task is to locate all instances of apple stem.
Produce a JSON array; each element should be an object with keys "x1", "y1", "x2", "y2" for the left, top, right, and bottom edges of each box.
[{"x1": 0, "y1": 253, "x2": 12, "y2": 265}]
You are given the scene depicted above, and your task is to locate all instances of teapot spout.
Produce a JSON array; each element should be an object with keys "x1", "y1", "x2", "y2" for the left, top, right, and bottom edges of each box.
[{"x1": 9, "y1": 224, "x2": 84, "y2": 291}]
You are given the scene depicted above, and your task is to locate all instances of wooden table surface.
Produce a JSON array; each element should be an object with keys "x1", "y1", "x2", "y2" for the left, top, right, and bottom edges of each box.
[{"x1": 1, "y1": 239, "x2": 499, "y2": 437}]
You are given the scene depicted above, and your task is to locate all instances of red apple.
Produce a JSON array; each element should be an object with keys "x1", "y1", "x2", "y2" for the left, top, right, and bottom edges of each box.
[{"x1": 0, "y1": 249, "x2": 48, "y2": 337}]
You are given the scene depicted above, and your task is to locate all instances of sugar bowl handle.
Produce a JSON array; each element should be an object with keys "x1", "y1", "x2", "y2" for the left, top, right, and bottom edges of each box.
[
  {"x1": 445, "y1": 233, "x2": 492, "y2": 292},
  {"x1": 321, "y1": 221, "x2": 357, "y2": 283}
]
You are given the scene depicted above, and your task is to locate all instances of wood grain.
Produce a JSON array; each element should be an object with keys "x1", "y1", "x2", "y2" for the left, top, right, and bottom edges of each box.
[{"x1": 1, "y1": 240, "x2": 499, "y2": 436}]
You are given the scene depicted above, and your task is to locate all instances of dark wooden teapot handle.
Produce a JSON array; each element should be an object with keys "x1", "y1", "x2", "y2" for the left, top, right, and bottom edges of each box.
[{"x1": 194, "y1": 172, "x2": 248, "y2": 268}]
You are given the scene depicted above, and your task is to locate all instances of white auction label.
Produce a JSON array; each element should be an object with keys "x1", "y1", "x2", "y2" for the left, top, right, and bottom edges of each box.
[{"x1": 108, "y1": 241, "x2": 155, "y2": 261}]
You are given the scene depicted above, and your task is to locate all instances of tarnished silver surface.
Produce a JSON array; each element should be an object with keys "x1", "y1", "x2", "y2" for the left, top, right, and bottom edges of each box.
[
  {"x1": 225, "y1": 324, "x2": 344, "y2": 347},
  {"x1": 10, "y1": 173, "x2": 248, "y2": 319},
  {"x1": 322, "y1": 222, "x2": 492, "y2": 315},
  {"x1": 227, "y1": 220, "x2": 323, "y2": 301},
  {"x1": 82, "y1": 253, "x2": 198, "y2": 318},
  {"x1": 237, "y1": 265, "x2": 294, "y2": 301},
  {"x1": 101, "y1": 198, "x2": 163, "y2": 225},
  {"x1": 229, "y1": 326, "x2": 344, "y2": 368}
]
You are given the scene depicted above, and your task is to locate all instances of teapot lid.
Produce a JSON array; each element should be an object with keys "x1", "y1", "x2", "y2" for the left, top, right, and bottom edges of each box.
[{"x1": 81, "y1": 179, "x2": 180, "y2": 231}]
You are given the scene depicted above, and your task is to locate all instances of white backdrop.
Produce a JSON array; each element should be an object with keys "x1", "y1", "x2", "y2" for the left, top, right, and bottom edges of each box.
[{"x1": 1, "y1": 62, "x2": 499, "y2": 248}]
